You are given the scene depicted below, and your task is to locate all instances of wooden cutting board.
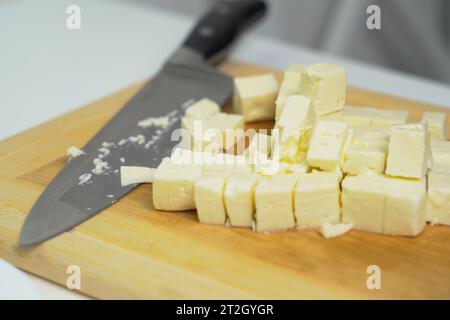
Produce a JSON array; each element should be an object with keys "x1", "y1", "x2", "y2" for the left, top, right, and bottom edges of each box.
[{"x1": 0, "y1": 61, "x2": 449, "y2": 300}]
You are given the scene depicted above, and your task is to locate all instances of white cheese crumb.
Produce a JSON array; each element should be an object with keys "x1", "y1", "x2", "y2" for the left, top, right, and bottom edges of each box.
[
  {"x1": 92, "y1": 158, "x2": 109, "y2": 175},
  {"x1": 138, "y1": 116, "x2": 170, "y2": 129},
  {"x1": 120, "y1": 157, "x2": 125, "y2": 163},
  {"x1": 98, "y1": 147, "x2": 110, "y2": 158},
  {"x1": 78, "y1": 173, "x2": 92, "y2": 185},
  {"x1": 66, "y1": 146, "x2": 85, "y2": 158},
  {"x1": 120, "y1": 166, "x2": 156, "y2": 187},
  {"x1": 107, "y1": 194, "x2": 114, "y2": 198},
  {"x1": 129, "y1": 134, "x2": 146, "y2": 145},
  {"x1": 102, "y1": 142, "x2": 115, "y2": 148},
  {"x1": 117, "y1": 135, "x2": 146, "y2": 146},
  {"x1": 319, "y1": 221, "x2": 353, "y2": 239}
]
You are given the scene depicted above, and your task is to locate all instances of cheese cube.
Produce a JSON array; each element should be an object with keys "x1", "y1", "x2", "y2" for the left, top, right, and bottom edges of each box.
[
  {"x1": 185, "y1": 98, "x2": 220, "y2": 120},
  {"x1": 272, "y1": 129, "x2": 301, "y2": 163},
  {"x1": 233, "y1": 74, "x2": 279, "y2": 122},
  {"x1": 342, "y1": 106, "x2": 376, "y2": 127},
  {"x1": 427, "y1": 171, "x2": 450, "y2": 225},
  {"x1": 276, "y1": 95, "x2": 316, "y2": 162},
  {"x1": 277, "y1": 95, "x2": 315, "y2": 131},
  {"x1": 307, "y1": 120, "x2": 348, "y2": 171},
  {"x1": 181, "y1": 118, "x2": 222, "y2": 153},
  {"x1": 204, "y1": 112, "x2": 245, "y2": 151},
  {"x1": 431, "y1": 141, "x2": 450, "y2": 173},
  {"x1": 245, "y1": 132, "x2": 271, "y2": 160},
  {"x1": 384, "y1": 177, "x2": 426, "y2": 236},
  {"x1": 283, "y1": 64, "x2": 305, "y2": 84},
  {"x1": 343, "y1": 138, "x2": 388, "y2": 175},
  {"x1": 224, "y1": 172, "x2": 258, "y2": 227},
  {"x1": 275, "y1": 81, "x2": 299, "y2": 120},
  {"x1": 386, "y1": 123, "x2": 430, "y2": 179},
  {"x1": 299, "y1": 63, "x2": 346, "y2": 116},
  {"x1": 342, "y1": 175, "x2": 386, "y2": 233},
  {"x1": 195, "y1": 171, "x2": 229, "y2": 224},
  {"x1": 352, "y1": 126, "x2": 389, "y2": 142},
  {"x1": 254, "y1": 174, "x2": 298, "y2": 231},
  {"x1": 319, "y1": 221, "x2": 353, "y2": 239},
  {"x1": 372, "y1": 109, "x2": 409, "y2": 127},
  {"x1": 153, "y1": 157, "x2": 202, "y2": 211},
  {"x1": 295, "y1": 171, "x2": 341, "y2": 229},
  {"x1": 181, "y1": 116, "x2": 196, "y2": 132},
  {"x1": 422, "y1": 111, "x2": 448, "y2": 140}
]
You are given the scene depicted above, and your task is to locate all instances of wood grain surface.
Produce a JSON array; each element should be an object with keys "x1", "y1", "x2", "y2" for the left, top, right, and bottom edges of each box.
[{"x1": 0, "y1": 61, "x2": 449, "y2": 299}]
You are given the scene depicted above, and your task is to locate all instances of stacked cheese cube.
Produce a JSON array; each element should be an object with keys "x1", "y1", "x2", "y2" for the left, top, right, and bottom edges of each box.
[{"x1": 150, "y1": 63, "x2": 450, "y2": 239}]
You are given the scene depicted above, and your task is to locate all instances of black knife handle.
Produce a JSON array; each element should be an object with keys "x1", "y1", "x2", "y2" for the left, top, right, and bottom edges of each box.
[{"x1": 183, "y1": 0, "x2": 267, "y2": 61}]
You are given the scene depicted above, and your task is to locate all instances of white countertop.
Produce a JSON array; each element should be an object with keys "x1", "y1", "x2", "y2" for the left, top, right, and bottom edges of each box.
[{"x1": 1, "y1": 0, "x2": 450, "y2": 299}]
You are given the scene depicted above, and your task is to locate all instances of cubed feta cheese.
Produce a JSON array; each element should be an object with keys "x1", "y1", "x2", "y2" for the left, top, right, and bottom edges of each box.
[
  {"x1": 277, "y1": 95, "x2": 315, "y2": 131},
  {"x1": 343, "y1": 138, "x2": 388, "y2": 175},
  {"x1": 275, "y1": 81, "x2": 299, "y2": 120},
  {"x1": 283, "y1": 64, "x2": 305, "y2": 84},
  {"x1": 182, "y1": 113, "x2": 244, "y2": 152},
  {"x1": 307, "y1": 120, "x2": 348, "y2": 171},
  {"x1": 372, "y1": 109, "x2": 409, "y2": 127},
  {"x1": 386, "y1": 123, "x2": 430, "y2": 179},
  {"x1": 195, "y1": 171, "x2": 229, "y2": 224},
  {"x1": 384, "y1": 177, "x2": 426, "y2": 236},
  {"x1": 233, "y1": 73, "x2": 279, "y2": 122},
  {"x1": 254, "y1": 174, "x2": 298, "y2": 231},
  {"x1": 431, "y1": 141, "x2": 450, "y2": 173},
  {"x1": 274, "y1": 95, "x2": 316, "y2": 163},
  {"x1": 185, "y1": 98, "x2": 220, "y2": 120},
  {"x1": 422, "y1": 111, "x2": 448, "y2": 140},
  {"x1": 224, "y1": 172, "x2": 259, "y2": 227},
  {"x1": 245, "y1": 132, "x2": 271, "y2": 160},
  {"x1": 299, "y1": 63, "x2": 346, "y2": 116},
  {"x1": 427, "y1": 170, "x2": 450, "y2": 226},
  {"x1": 352, "y1": 126, "x2": 389, "y2": 142},
  {"x1": 342, "y1": 106, "x2": 377, "y2": 127},
  {"x1": 295, "y1": 171, "x2": 341, "y2": 229},
  {"x1": 153, "y1": 157, "x2": 202, "y2": 211},
  {"x1": 181, "y1": 117, "x2": 222, "y2": 153},
  {"x1": 342, "y1": 175, "x2": 386, "y2": 233}
]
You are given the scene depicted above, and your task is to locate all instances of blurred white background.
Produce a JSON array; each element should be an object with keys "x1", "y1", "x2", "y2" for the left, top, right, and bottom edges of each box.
[
  {"x1": 1, "y1": 0, "x2": 450, "y2": 142},
  {"x1": 135, "y1": 0, "x2": 450, "y2": 83}
]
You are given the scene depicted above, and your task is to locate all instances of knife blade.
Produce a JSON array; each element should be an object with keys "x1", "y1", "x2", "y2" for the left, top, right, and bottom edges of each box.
[{"x1": 19, "y1": 0, "x2": 267, "y2": 247}]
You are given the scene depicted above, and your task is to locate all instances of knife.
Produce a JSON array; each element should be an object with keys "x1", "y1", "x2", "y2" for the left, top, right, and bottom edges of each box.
[{"x1": 19, "y1": 0, "x2": 267, "y2": 247}]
